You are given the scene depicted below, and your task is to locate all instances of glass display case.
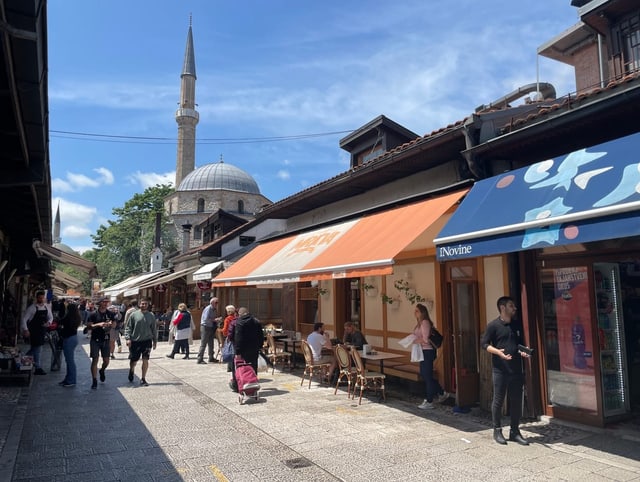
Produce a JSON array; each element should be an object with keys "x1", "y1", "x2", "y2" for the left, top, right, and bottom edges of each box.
[{"x1": 594, "y1": 263, "x2": 630, "y2": 417}]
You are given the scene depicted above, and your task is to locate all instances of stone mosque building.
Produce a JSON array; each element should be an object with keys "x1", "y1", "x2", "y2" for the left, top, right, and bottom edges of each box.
[{"x1": 164, "y1": 21, "x2": 271, "y2": 252}]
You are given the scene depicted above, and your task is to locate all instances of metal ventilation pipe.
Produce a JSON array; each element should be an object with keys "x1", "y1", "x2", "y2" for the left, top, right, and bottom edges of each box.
[{"x1": 475, "y1": 82, "x2": 557, "y2": 112}]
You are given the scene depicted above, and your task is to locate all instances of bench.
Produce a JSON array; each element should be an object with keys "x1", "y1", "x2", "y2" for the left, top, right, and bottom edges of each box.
[{"x1": 379, "y1": 356, "x2": 423, "y2": 382}]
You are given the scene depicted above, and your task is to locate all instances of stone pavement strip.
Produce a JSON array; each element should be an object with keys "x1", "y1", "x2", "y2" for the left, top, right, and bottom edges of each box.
[{"x1": 1, "y1": 337, "x2": 640, "y2": 481}]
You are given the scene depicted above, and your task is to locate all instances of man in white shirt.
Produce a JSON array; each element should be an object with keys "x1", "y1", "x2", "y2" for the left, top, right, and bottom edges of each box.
[
  {"x1": 306, "y1": 322, "x2": 336, "y2": 377},
  {"x1": 20, "y1": 290, "x2": 53, "y2": 375}
]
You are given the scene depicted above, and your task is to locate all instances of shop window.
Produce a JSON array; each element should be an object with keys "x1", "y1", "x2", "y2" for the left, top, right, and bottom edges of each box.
[
  {"x1": 239, "y1": 236, "x2": 255, "y2": 247},
  {"x1": 237, "y1": 287, "x2": 282, "y2": 322}
]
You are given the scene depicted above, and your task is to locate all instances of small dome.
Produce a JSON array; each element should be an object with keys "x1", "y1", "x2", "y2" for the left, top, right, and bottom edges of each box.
[
  {"x1": 177, "y1": 161, "x2": 260, "y2": 194},
  {"x1": 53, "y1": 243, "x2": 79, "y2": 255}
]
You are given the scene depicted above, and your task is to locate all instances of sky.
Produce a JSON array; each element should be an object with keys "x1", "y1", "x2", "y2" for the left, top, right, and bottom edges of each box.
[{"x1": 48, "y1": 1, "x2": 580, "y2": 253}]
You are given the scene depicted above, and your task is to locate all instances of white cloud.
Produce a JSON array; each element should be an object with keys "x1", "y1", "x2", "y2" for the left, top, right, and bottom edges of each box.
[
  {"x1": 277, "y1": 170, "x2": 290, "y2": 181},
  {"x1": 63, "y1": 226, "x2": 92, "y2": 238},
  {"x1": 67, "y1": 172, "x2": 99, "y2": 188},
  {"x1": 52, "y1": 178, "x2": 73, "y2": 193},
  {"x1": 52, "y1": 167, "x2": 116, "y2": 193},
  {"x1": 49, "y1": 81, "x2": 175, "y2": 110},
  {"x1": 130, "y1": 171, "x2": 175, "y2": 189},
  {"x1": 94, "y1": 167, "x2": 114, "y2": 185}
]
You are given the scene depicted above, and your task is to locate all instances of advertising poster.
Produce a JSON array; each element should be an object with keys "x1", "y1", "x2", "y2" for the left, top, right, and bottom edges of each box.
[
  {"x1": 550, "y1": 266, "x2": 597, "y2": 413},
  {"x1": 554, "y1": 267, "x2": 594, "y2": 373}
]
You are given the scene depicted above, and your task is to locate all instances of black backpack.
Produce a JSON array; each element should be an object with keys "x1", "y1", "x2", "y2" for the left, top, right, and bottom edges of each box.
[{"x1": 429, "y1": 326, "x2": 444, "y2": 348}]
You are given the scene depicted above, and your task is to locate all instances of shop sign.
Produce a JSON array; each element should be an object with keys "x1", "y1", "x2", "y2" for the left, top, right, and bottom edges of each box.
[
  {"x1": 155, "y1": 283, "x2": 167, "y2": 293},
  {"x1": 197, "y1": 280, "x2": 211, "y2": 290}
]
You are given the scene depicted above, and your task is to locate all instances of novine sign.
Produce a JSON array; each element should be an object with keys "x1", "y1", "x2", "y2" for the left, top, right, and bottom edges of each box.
[{"x1": 438, "y1": 244, "x2": 473, "y2": 260}]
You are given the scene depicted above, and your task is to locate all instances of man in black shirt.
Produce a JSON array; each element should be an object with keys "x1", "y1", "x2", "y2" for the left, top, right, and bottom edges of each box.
[
  {"x1": 87, "y1": 298, "x2": 116, "y2": 389},
  {"x1": 480, "y1": 296, "x2": 531, "y2": 446}
]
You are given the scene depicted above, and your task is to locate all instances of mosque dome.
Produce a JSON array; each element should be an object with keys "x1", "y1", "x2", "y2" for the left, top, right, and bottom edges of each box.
[
  {"x1": 177, "y1": 161, "x2": 261, "y2": 194},
  {"x1": 53, "y1": 242, "x2": 79, "y2": 255}
]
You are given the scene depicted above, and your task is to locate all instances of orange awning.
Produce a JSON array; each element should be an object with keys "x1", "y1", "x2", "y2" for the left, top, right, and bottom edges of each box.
[{"x1": 213, "y1": 189, "x2": 468, "y2": 286}]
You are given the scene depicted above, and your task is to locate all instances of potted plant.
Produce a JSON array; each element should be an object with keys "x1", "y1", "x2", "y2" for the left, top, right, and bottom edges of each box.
[{"x1": 393, "y1": 279, "x2": 426, "y2": 305}]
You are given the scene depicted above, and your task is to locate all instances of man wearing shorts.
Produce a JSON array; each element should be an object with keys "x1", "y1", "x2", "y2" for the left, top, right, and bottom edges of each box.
[
  {"x1": 124, "y1": 299, "x2": 157, "y2": 386},
  {"x1": 87, "y1": 298, "x2": 116, "y2": 389}
]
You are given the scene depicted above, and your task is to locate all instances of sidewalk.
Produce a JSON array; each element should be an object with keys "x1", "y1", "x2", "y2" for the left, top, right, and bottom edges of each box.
[{"x1": 1, "y1": 337, "x2": 640, "y2": 481}]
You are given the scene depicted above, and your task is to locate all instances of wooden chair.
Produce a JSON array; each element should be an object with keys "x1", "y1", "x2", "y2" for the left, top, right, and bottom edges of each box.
[
  {"x1": 215, "y1": 328, "x2": 225, "y2": 361},
  {"x1": 266, "y1": 334, "x2": 291, "y2": 374},
  {"x1": 351, "y1": 347, "x2": 386, "y2": 405},
  {"x1": 300, "y1": 340, "x2": 331, "y2": 389},
  {"x1": 334, "y1": 344, "x2": 357, "y2": 397}
]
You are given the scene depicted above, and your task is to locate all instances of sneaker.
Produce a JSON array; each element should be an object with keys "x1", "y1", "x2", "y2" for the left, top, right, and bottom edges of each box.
[
  {"x1": 128, "y1": 370, "x2": 134, "y2": 382},
  {"x1": 62, "y1": 382, "x2": 75, "y2": 387},
  {"x1": 99, "y1": 368, "x2": 106, "y2": 382},
  {"x1": 418, "y1": 400, "x2": 435, "y2": 410},
  {"x1": 437, "y1": 391, "x2": 450, "y2": 403},
  {"x1": 58, "y1": 380, "x2": 67, "y2": 386},
  {"x1": 140, "y1": 379, "x2": 149, "y2": 387},
  {"x1": 197, "y1": 359, "x2": 207, "y2": 364},
  {"x1": 91, "y1": 379, "x2": 98, "y2": 389},
  {"x1": 34, "y1": 368, "x2": 46, "y2": 375}
]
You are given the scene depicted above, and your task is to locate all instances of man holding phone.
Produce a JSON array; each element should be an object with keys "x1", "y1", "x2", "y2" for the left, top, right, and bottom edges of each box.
[{"x1": 480, "y1": 296, "x2": 531, "y2": 446}]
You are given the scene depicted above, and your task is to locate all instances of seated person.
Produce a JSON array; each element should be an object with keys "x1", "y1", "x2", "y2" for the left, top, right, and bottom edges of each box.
[
  {"x1": 307, "y1": 322, "x2": 337, "y2": 379},
  {"x1": 344, "y1": 321, "x2": 368, "y2": 349}
]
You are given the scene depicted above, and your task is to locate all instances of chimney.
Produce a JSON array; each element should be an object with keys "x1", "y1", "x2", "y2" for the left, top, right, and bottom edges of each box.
[
  {"x1": 181, "y1": 222, "x2": 192, "y2": 253},
  {"x1": 155, "y1": 212, "x2": 162, "y2": 248}
]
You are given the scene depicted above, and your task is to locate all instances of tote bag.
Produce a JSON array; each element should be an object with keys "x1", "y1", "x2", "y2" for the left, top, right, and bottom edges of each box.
[
  {"x1": 410, "y1": 343, "x2": 424, "y2": 362},
  {"x1": 222, "y1": 339, "x2": 235, "y2": 363}
]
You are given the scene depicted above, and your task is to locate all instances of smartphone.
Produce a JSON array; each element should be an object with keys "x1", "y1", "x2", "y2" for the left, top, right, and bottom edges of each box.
[{"x1": 518, "y1": 344, "x2": 533, "y2": 356}]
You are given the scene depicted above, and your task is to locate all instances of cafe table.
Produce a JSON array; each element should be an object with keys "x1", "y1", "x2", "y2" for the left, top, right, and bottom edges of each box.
[
  {"x1": 359, "y1": 350, "x2": 404, "y2": 374},
  {"x1": 277, "y1": 338, "x2": 303, "y2": 369}
]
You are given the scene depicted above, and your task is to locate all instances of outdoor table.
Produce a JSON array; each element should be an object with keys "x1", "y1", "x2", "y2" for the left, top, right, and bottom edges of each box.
[
  {"x1": 278, "y1": 338, "x2": 303, "y2": 368},
  {"x1": 359, "y1": 350, "x2": 404, "y2": 374}
]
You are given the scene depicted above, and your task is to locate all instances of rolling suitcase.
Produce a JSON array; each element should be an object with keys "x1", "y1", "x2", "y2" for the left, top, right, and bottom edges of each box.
[{"x1": 234, "y1": 356, "x2": 260, "y2": 404}]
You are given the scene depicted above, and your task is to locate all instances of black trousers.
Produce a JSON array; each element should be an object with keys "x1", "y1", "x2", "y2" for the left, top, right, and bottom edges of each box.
[{"x1": 491, "y1": 369, "x2": 524, "y2": 430}]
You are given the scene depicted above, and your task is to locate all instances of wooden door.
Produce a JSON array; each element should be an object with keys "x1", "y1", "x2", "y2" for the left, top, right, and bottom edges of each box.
[{"x1": 451, "y1": 280, "x2": 480, "y2": 407}]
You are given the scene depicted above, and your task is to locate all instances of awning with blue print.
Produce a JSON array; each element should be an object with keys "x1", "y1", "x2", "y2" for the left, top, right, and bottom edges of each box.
[{"x1": 434, "y1": 131, "x2": 640, "y2": 261}]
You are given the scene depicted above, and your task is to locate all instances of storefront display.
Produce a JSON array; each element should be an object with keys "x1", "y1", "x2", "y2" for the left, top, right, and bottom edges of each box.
[
  {"x1": 543, "y1": 266, "x2": 597, "y2": 414},
  {"x1": 594, "y1": 263, "x2": 630, "y2": 417}
]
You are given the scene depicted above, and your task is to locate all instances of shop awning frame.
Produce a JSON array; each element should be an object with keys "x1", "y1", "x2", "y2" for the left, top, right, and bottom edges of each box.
[
  {"x1": 133, "y1": 266, "x2": 200, "y2": 291},
  {"x1": 32, "y1": 240, "x2": 97, "y2": 276},
  {"x1": 213, "y1": 189, "x2": 468, "y2": 287},
  {"x1": 192, "y1": 261, "x2": 225, "y2": 281},
  {"x1": 102, "y1": 270, "x2": 169, "y2": 297},
  {"x1": 435, "y1": 132, "x2": 640, "y2": 261}
]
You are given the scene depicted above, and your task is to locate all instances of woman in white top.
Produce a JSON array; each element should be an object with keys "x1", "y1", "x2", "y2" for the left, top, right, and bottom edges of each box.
[{"x1": 166, "y1": 303, "x2": 192, "y2": 359}]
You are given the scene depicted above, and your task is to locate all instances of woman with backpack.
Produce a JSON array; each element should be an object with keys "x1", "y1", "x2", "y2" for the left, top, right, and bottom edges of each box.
[{"x1": 412, "y1": 303, "x2": 449, "y2": 410}]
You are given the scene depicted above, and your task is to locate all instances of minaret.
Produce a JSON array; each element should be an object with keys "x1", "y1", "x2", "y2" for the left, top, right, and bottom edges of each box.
[
  {"x1": 175, "y1": 16, "x2": 199, "y2": 188},
  {"x1": 53, "y1": 202, "x2": 61, "y2": 244}
]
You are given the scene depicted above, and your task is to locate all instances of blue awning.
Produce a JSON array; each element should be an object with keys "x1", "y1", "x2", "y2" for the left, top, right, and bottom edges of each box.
[{"x1": 435, "y1": 132, "x2": 640, "y2": 261}]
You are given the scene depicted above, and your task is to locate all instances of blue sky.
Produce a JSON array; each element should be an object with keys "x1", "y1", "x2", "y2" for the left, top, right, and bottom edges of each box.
[{"x1": 48, "y1": 1, "x2": 580, "y2": 252}]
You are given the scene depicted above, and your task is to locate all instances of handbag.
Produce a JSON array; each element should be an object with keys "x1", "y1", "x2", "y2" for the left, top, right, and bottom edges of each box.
[
  {"x1": 429, "y1": 326, "x2": 444, "y2": 348},
  {"x1": 410, "y1": 343, "x2": 424, "y2": 362},
  {"x1": 222, "y1": 339, "x2": 235, "y2": 363}
]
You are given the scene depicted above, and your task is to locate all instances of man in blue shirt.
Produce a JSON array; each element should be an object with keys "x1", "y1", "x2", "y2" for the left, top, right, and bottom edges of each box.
[{"x1": 196, "y1": 297, "x2": 220, "y2": 364}]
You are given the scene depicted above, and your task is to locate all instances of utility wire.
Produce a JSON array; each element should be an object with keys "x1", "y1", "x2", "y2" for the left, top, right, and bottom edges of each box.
[{"x1": 50, "y1": 129, "x2": 354, "y2": 145}]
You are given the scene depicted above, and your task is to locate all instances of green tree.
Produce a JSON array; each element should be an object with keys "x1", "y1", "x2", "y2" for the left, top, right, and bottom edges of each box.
[{"x1": 90, "y1": 184, "x2": 178, "y2": 287}]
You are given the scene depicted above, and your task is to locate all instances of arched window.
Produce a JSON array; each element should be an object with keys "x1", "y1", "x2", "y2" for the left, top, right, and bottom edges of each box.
[
  {"x1": 237, "y1": 200, "x2": 245, "y2": 214},
  {"x1": 197, "y1": 198, "x2": 205, "y2": 213}
]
